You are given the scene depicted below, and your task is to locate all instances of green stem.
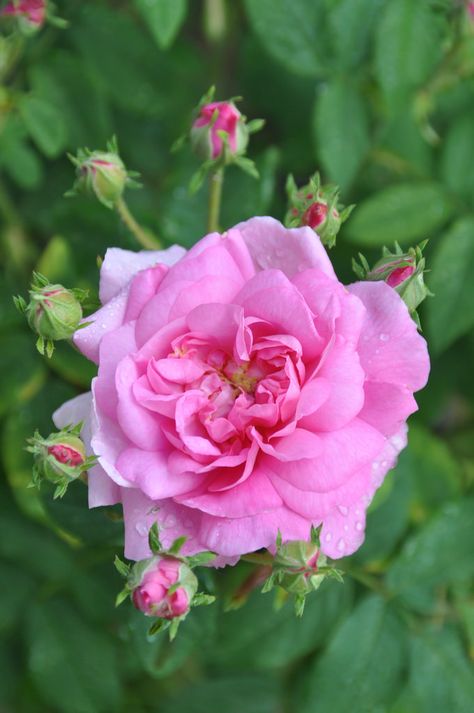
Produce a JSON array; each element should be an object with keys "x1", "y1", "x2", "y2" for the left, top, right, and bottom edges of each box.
[
  {"x1": 207, "y1": 167, "x2": 224, "y2": 233},
  {"x1": 241, "y1": 552, "x2": 274, "y2": 566},
  {"x1": 115, "y1": 196, "x2": 161, "y2": 250}
]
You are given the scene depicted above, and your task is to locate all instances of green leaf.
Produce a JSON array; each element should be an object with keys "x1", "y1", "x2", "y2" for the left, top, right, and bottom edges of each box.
[
  {"x1": 244, "y1": 0, "x2": 327, "y2": 77},
  {"x1": 298, "y1": 596, "x2": 406, "y2": 713},
  {"x1": 19, "y1": 95, "x2": 68, "y2": 158},
  {"x1": 345, "y1": 182, "x2": 453, "y2": 246},
  {"x1": 212, "y1": 578, "x2": 352, "y2": 670},
  {"x1": 0, "y1": 563, "x2": 35, "y2": 636},
  {"x1": 313, "y1": 79, "x2": 370, "y2": 191},
  {"x1": 0, "y1": 117, "x2": 43, "y2": 189},
  {"x1": 329, "y1": 0, "x2": 383, "y2": 70},
  {"x1": 134, "y1": 0, "x2": 188, "y2": 50},
  {"x1": 441, "y1": 114, "x2": 474, "y2": 205},
  {"x1": 410, "y1": 627, "x2": 474, "y2": 713},
  {"x1": 27, "y1": 599, "x2": 121, "y2": 713},
  {"x1": 427, "y1": 217, "x2": 474, "y2": 353},
  {"x1": 387, "y1": 498, "x2": 474, "y2": 612},
  {"x1": 0, "y1": 331, "x2": 46, "y2": 419},
  {"x1": 374, "y1": 0, "x2": 442, "y2": 108},
  {"x1": 160, "y1": 675, "x2": 280, "y2": 713}
]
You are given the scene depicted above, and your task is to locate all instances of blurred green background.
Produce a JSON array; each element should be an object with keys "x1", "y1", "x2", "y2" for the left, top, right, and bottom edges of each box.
[{"x1": 1, "y1": 1, "x2": 474, "y2": 711}]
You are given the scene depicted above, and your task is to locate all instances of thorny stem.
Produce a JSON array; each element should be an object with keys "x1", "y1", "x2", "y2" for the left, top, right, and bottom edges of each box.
[
  {"x1": 115, "y1": 196, "x2": 161, "y2": 250},
  {"x1": 207, "y1": 167, "x2": 224, "y2": 233}
]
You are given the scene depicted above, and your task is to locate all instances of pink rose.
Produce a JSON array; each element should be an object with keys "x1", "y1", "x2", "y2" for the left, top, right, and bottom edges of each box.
[
  {"x1": 54, "y1": 217, "x2": 429, "y2": 563},
  {"x1": 1, "y1": 0, "x2": 46, "y2": 27},
  {"x1": 191, "y1": 101, "x2": 247, "y2": 160},
  {"x1": 132, "y1": 556, "x2": 193, "y2": 618}
]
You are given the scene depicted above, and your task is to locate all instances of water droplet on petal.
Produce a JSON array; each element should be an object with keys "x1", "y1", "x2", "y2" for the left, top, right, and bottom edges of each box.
[
  {"x1": 337, "y1": 538, "x2": 345, "y2": 553},
  {"x1": 325, "y1": 532, "x2": 332, "y2": 543},
  {"x1": 343, "y1": 524, "x2": 349, "y2": 532},
  {"x1": 379, "y1": 333, "x2": 389, "y2": 342},
  {"x1": 338, "y1": 504, "x2": 349, "y2": 516},
  {"x1": 135, "y1": 522, "x2": 148, "y2": 537},
  {"x1": 355, "y1": 521, "x2": 363, "y2": 532}
]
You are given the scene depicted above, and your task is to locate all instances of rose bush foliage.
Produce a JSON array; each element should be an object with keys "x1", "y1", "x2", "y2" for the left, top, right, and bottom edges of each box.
[{"x1": 54, "y1": 217, "x2": 429, "y2": 563}]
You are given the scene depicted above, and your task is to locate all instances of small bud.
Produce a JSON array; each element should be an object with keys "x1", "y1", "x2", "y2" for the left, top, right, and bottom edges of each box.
[
  {"x1": 191, "y1": 100, "x2": 248, "y2": 162},
  {"x1": 16, "y1": 273, "x2": 84, "y2": 357},
  {"x1": 353, "y1": 241, "x2": 430, "y2": 319},
  {"x1": 67, "y1": 138, "x2": 139, "y2": 209},
  {"x1": 1, "y1": 0, "x2": 46, "y2": 33},
  {"x1": 285, "y1": 173, "x2": 353, "y2": 248},
  {"x1": 273, "y1": 539, "x2": 325, "y2": 597},
  {"x1": 27, "y1": 425, "x2": 94, "y2": 498},
  {"x1": 468, "y1": 2, "x2": 474, "y2": 21},
  {"x1": 129, "y1": 556, "x2": 198, "y2": 620}
]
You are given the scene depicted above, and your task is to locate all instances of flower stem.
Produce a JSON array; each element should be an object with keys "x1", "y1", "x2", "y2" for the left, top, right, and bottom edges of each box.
[
  {"x1": 115, "y1": 197, "x2": 161, "y2": 250},
  {"x1": 207, "y1": 167, "x2": 224, "y2": 233}
]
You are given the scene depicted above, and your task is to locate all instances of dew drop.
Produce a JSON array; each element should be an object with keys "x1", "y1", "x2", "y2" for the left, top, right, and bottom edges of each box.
[
  {"x1": 343, "y1": 524, "x2": 349, "y2": 533},
  {"x1": 379, "y1": 333, "x2": 389, "y2": 342},
  {"x1": 163, "y1": 514, "x2": 177, "y2": 529},
  {"x1": 325, "y1": 532, "x2": 332, "y2": 543},
  {"x1": 355, "y1": 521, "x2": 363, "y2": 532},
  {"x1": 338, "y1": 504, "x2": 349, "y2": 516},
  {"x1": 135, "y1": 522, "x2": 148, "y2": 537},
  {"x1": 337, "y1": 538, "x2": 345, "y2": 553}
]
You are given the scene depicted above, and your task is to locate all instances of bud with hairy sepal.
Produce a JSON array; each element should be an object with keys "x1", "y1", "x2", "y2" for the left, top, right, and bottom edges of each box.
[
  {"x1": 67, "y1": 137, "x2": 140, "y2": 209},
  {"x1": 27, "y1": 424, "x2": 96, "y2": 498},
  {"x1": 285, "y1": 173, "x2": 354, "y2": 248},
  {"x1": 14, "y1": 272, "x2": 86, "y2": 357},
  {"x1": 115, "y1": 525, "x2": 216, "y2": 639},
  {"x1": 353, "y1": 241, "x2": 431, "y2": 326},
  {"x1": 262, "y1": 528, "x2": 343, "y2": 616}
]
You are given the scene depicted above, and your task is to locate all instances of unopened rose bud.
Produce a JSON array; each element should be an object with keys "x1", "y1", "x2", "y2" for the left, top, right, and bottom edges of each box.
[
  {"x1": 130, "y1": 556, "x2": 198, "y2": 620},
  {"x1": 285, "y1": 173, "x2": 353, "y2": 248},
  {"x1": 468, "y1": 2, "x2": 474, "y2": 21},
  {"x1": 27, "y1": 426, "x2": 94, "y2": 498},
  {"x1": 353, "y1": 242, "x2": 430, "y2": 319},
  {"x1": 1, "y1": 0, "x2": 46, "y2": 33},
  {"x1": 274, "y1": 539, "x2": 325, "y2": 596},
  {"x1": 191, "y1": 100, "x2": 249, "y2": 162}
]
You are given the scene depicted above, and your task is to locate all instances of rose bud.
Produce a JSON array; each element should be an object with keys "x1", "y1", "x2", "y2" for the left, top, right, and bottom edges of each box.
[
  {"x1": 15, "y1": 273, "x2": 84, "y2": 357},
  {"x1": 273, "y1": 539, "x2": 326, "y2": 597},
  {"x1": 1, "y1": 0, "x2": 46, "y2": 33},
  {"x1": 130, "y1": 556, "x2": 198, "y2": 619},
  {"x1": 285, "y1": 173, "x2": 353, "y2": 248},
  {"x1": 70, "y1": 150, "x2": 127, "y2": 208},
  {"x1": 27, "y1": 425, "x2": 94, "y2": 498},
  {"x1": 191, "y1": 100, "x2": 249, "y2": 162},
  {"x1": 353, "y1": 242, "x2": 430, "y2": 321}
]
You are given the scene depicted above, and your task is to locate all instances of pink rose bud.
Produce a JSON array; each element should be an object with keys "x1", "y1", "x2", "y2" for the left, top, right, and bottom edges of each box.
[
  {"x1": 354, "y1": 242, "x2": 430, "y2": 319},
  {"x1": 1, "y1": 0, "x2": 46, "y2": 32},
  {"x1": 130, "y1": 556, "x2": 198, "y2": 619},
  {"x1": 285, "y1": 173, "x2": 353, "y2": 248},
  {"x1": 191, "y1": 100, "x2": 249, "y2": 162},
  {"x1": 468, "y1": 2, "x2": 474, "y2": 20},
  {"x1": 27, "y1": 425, "x2": 92, "y2": 498}
]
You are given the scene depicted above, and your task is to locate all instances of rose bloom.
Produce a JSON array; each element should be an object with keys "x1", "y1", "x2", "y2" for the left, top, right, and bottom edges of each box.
[{"x1": 54, "y1": 218, "x2": 429, "y2": 563}]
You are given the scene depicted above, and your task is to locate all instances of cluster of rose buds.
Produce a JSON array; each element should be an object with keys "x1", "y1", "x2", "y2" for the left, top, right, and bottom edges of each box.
[
  {"x1": 0, "y1": 0, "x2": 46, "y2": 32},
  {"x1": 285, "y1": 173, "x2": 354, "y2": 247},
  {"x1": 26, "y1": 423, "x2": 96, "y2": 498},
  {"x1": 14, "y1": 272, "x2": 87, "y2": 357},
  {"x1": 353, "y1": 241, "x2": 430, "y2": 326}
]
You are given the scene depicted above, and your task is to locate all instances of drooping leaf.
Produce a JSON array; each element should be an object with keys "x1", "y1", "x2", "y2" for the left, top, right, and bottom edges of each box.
[{"x1": 134, "y1": 0, "x2": 188, "y2": 50}]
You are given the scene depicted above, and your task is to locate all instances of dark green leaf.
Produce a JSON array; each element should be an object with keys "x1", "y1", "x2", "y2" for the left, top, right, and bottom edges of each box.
[
  {"x1": 19, "y1": 95, "x2": 68, "y2": 158},
  {"x1": 161, "y1": 675, "x2": 280, "y2": 713},
  {"x1": 298, "y1": 596, "x2": 406, "y2": 713}
]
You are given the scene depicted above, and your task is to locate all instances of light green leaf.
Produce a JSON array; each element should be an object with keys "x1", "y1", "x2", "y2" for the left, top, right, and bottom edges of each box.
[
  {"x1": 346, "y1": 182, "x2": 453, "y2": 246},
  {"x1": 410, "y1": 627, "x2": 474, "y2": 713},
  {"x1": 134, "y1": 0, "x2": 188, "y2": 50},
  {"x1": 244, "y1": 0, "x2": 327, "y2": 77},
  {"x1": 313, "y1": 79, "x2": 369, "y2": 191},
  {"x1": 427, "y1": 217, "x2": 474, "y2": 353},
  {"x1": 374, "y1": 0, "x2": 442, "y2": 108},
  {"x1": 298, "y1": 596, "x2": 406, "y2": 713},
  {"x1": 19, "y1": 95, "x2": 68, "y2": 158}
]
